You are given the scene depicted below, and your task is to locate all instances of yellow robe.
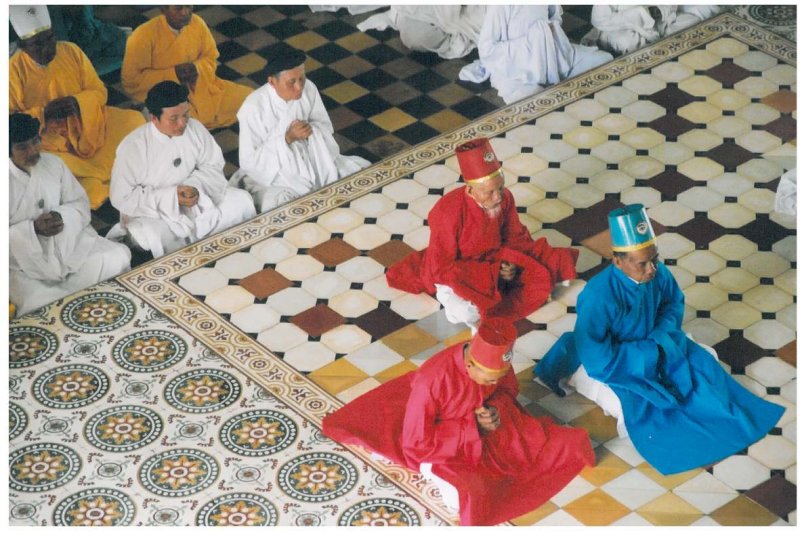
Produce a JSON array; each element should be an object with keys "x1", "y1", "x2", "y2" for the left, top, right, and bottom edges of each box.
[
  {"x1": 122, "y1": 14, "x2": 253, "y2": 130},
  {"x1": 9, "y1": 41, "x2": 145, "y2": 209}
]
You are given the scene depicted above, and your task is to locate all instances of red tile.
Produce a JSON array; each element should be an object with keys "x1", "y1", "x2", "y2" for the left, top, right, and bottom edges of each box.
[
  {"x1": 368, "y1": 240, "x2": 416, "y2": 268},
  {"x1": 762, "y1": 90, "x2": 797, "y2": 114},
  {"x1": 290, "y1": 304, "x2": 346, "y2": 337},
  {"x1": 239, "y1": 268, "x2": 292, "y2": 299},
  {"x1": 775, "y1": 340, "x2": 796, "y2": 367},
  {"x1": 309, "y1": 238, "x2": 360, "y2": 267}
]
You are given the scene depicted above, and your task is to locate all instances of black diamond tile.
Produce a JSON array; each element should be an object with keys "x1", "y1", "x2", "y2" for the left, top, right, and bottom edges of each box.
[
  {"x1": 403, "y1": 70, "x2": 449, "y2": 92},
  {"x1": 648, "y1": 114, "x2": 698, "y2": 137},
  {"x1": 314, "y1": 19, "x2": 357, "y2": 41},
  {"x1": 452, "y1": 96, "x2": 499, "y2": 120},
  {"x1": 713, "y1": 335, "x2": 770, "y2": 370},
  {"x1": 648, "y1": 85, "x2": 696, "y2": 111},
  {"x1": 216, "y1": 63, "x2": 242, "y2": 82},
  {"x1": 339, "y1": 120, "x2": 387, "y2": 145},
  {"x1": 393, "y1": 121, "x2": 440, "y2": 146},
  {"x1": 358, "y1": 43, "x2": 403, "y2": 65},
  {"x1": 217, "y1": 40, "x2": 250, "y2": 62},
  {"x1": 705, "y1": 61, "x2": 752, "y2": 87},
  {"x1": 738, "y1": 216, "x2": 795, "y2": 251},
  {"x1": 273, "y1": 5, "x2": 308, "y2": 16},
  {"x1": 647, "y1": 170, "x2": 696, "y2": 200},
  {"x1": 399, "y1": 95, "x2": 445, "y2": 119},
  {"x1": 764, "y1": 115, "x2": 797, "y2": 143},
  {"x1": 346, "y1": 94, "x2": 392, "y2": 117},
  {"x1": 216, "y1": 16, "x2": 258, "y2": 38},
  {"x1": 307, "y1": 42, "x2": 352, "y2": 63},
  {"x1": 350, "y1": 69, "x2": 398, "y2": 91},
  {"x1": 264, "y1": 19, "x2": 307, "y2": 39},
  {"x1": 553, "y1": 198, "x2": 625, "y2": 243},
  {"x1": 408, "y1": 50, "x2": 447, "y2": 67},
  {"x1": 745, "y1": 476, "x2": 797, "y2": 519},
  {"x1": 307, "y1": 66, "x2": 347, "y2": 90},
  {"x1": 705, "y1": 143, "x2": 757, "y2": 170},
  {"x1": 674, "y1": 217, "x2": 726, "y2": 248}
]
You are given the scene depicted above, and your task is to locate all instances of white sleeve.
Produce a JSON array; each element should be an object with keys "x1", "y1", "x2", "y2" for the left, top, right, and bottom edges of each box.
[
  {"x1": 110, "y1": 137, "x2": 179, "y2": 219},
  {"x1": 183, "y1": 121, "x2": 227, "y2": 206}
]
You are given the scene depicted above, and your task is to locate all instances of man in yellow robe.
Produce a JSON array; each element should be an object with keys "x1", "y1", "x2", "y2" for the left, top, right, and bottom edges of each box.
[
  {"x1": 121, "y1": 6, "x2": 253, "y2": 130},
  {"x1": 9, "y1": 5, "x2": 145, "y2": 209}
]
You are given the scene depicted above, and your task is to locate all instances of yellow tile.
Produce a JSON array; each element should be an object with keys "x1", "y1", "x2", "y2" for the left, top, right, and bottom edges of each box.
[
  {"x1": 308, "y1": 358, "x2": 369, "y2": 395},
  {"x1": 510, "y1": 501, "x2": 559, "y2": 525},
  {"x1": 305, "y1": 56, "x2": 323, "y2": 73},
  {"x1": 210, "y1": 28, "x2": 229, "y2": 45},
  {"x1": 323, "y1": 81, "x2": 369, "y2": 104},
  {"x1": 637, "y1": 492, "x2": 703, "y2": 526},
  {"x1": 237, "y1": 77, "x2": 260, "y2": 90},
  {"x1": 562, "y1": 489, "x2": 630, "y2": 525},
  {"x1": 422, "y1": 109, "x2": 470, "y2": 133},
  {"x1": 285, "y1": 31, "x2": 328, "y2": 52},
  {"x1": 569, "y1": 406, "x2": 618, "y2": 443},
  {"x1": 336, "y1": 32, "x2": 380, "y2": 53},
  {"x1": 374, "y1": 360, "x2": 418, "y2": 383},
  {"x1": 710, "y1": 495, "x2": 778, "y2": 526},
  {"x1": 635, "y1": 462, "x2": 701, "y2": 490},
  {"x1": 368, "y1": 108, "x2": 417, "y2": 132},
  {"x1": 381, "y1": 325, "x2": 438, "y2": 358},
  {"x1": 330, "y1": 55, "x2": 374, "y2": 78},
  {"x1": 429, "y1": 83, "x2": 473, "y2": 107},
  {"x1": 442, "y1": 328, "x2": 472, "y2": 347},
  {"x1": 580, "y1": 449, "x2": 632, "y2": 486},
  {"x1": 227, "y1": 52, "x2": 267, "y2": 75}
]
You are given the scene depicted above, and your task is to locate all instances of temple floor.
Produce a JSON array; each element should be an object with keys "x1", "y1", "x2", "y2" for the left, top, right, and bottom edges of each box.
[{"x1": 9, "y1": 10, "x2": 797, "y2": 527}]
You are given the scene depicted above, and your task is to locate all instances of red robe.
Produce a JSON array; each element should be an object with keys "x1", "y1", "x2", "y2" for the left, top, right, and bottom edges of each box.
[
  {"x1": 387, "y1": 186, "x2": 578, "y2": 321},
  {"x1": 322, "y1": 343, "x2": 595, "y2": 526}
]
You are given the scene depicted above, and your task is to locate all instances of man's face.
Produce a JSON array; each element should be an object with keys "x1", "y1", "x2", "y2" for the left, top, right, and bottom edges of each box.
[
  {"x1": 10, "y1": 135, "x2": 42, "y2": 172},
  {"x1": 268, "y1": 65, "x2": 306, "y2": 102},
  {"x1": 151, "y1": 102, "x2": 191, "y2": 137},
  {"x1": 162, "y1": 5, "x2": 193, "y2": 31},
  {"x1": 465, "y1": 355, "x2": 510, "y2": 387},
  {"x1": 613, "y1": 244, "x2": 659, "y2": 284},
  {"x1": 466, "y1": 173, "x2": 505, "y2": 216},
  {"x1": 20, "y1": 29, "x2": 57, "y2": 65}
]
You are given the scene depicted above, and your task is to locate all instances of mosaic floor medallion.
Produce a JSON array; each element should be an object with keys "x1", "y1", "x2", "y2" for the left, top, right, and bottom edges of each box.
[
  {"x1": 60, "y1": 292, "x2": 136, "y2": 333},
  {"x1": 164, "y1": 369, "x2": 242, "y2": 413},
  {"x1": 195, "y1": 493, "x2": 279, "y2": 526},
  {"x1": 9, "y1": 326, "x2": 59, "y2": 368},
  {"x1": 83, "y1": 405, "x2": 164, "y2": 452},
  {"x1": 138, "y1": 448, "x2": 220, "y2": 497},
  {"x1": 9, "y1": 402, "x2": 28, "y2": 440},
  {"x1": 31, "y1": 364, "x2": 110, "y2": 409},
  {"x1": 219, "y1": 409, "x2": 298, "y2": 456},
  {"x1": 338, "y1": 498, "x2": 422, "y2": 527},
  {"x1": 278, "y1": 452, "x2": 359, "y2": 502},
  {"x1": 9, "y1": 443, "x2": 81, "y2": 493},
  {"x1": 52, "y1": 488, "x2": 136, "y2": 526},
  {"x1": 111, "y1": 330, "x2": 188, "y2": 372}
]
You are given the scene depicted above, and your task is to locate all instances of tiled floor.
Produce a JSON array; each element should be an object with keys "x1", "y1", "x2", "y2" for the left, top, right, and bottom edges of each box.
[{"x1": 10, "y1": 8, "x2": 797, "y2": 528}]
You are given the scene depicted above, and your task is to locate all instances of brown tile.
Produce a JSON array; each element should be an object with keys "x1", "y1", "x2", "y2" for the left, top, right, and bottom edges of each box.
[
  {"x1": 764, "y1": 115, "x2": 797, "y2": 143},
  {"x1": 375, "y1": 81, "x2": 421, "y2": 106},
  {"x1": 762, "y1": 90, "x2": 797, "y2": 114},
  {"x1": 648, "y1": 114, "x2": 697, "y2": 138},
  {"x1": 581, "y1": 229, "x2": 613, "y2": 259},
  {"x1": 328, "y1": 106, "x2": 363, "y2": 131},
  {"x1": 428, "y1": 83, "x2": 474, "y2": 107},
  {"x1": 285, "y1": 31, "x2": 328, "y2": 52},
  {"x1": 369, "y1": 108, "x2": 416, "y2": 132},
  {"x1": 362, "y1": 134, "x2": 410, "y2": 160},
  {"x1": 553, "y1": 198, "x2": 625, "y2": 243},
  {"x1": 569, "y1": 406, "x2": 618, "y2": 443},
  {"x1": 381, "y1": 324, "x2": 439, "y2": 358},
  {"x1": 242, "y1": 6, "x2": 285, "y2": 26},
  {"x1": 514, "y1": 318, "x2": 538, "y2": 338},
  {"x1": 213, "y1": 129, "x2": 240, "y2": 153},
  {"x1": 648, "y1": 169, "x2": 695, "y2": 199},
  {"x1": 775, "y1": 340, "x2": 796, "y2": 367},
  {"x1": 705, "y1": 143, "x2": 757, "y2": 169},
  {"x1": 745, "y1": 475, "x2": 797, "y2": 518},
  {"x1": 705, "y1": 61, "x2": 751, "y2": 87},
  {"x1": 336, "y1": 32, "x2": 380, "y2": 53},
  {"x1": 710, "y1": 495, "x2": 778, "y2": 526},
  {"x1": 422, "y1": 109, "x2": 470, "y2": 133},
  {"x1": 674, "y1": 217, "x2": 725, "y2": 247},
  {"x1": 290, "y1": 304, "x2": 345, "y2": 337},
  {"x1": 235, "y1": 29, "x2": 277, "y2": 51},
  {"x1": 367, "y1": 240, "x2": 416, "y2": 268},
  {"x1": 239, "y1": 268, "x2": 292, "y2": 299},
  {"x1": 329, "y1": 56, "x2": 374, "y2": 79},
  {"x1": 308, "y1": 238, "x2": 360, "y2": 267},
  {"x1": 379, "y1": 56, "x2": 425, "y2": 79},
  {"x1": 562, "y1": 489, "x2": 630, "y2": 525},
  {"x1": 353, "y1": 304, "x2": 411, "y2": 338}
]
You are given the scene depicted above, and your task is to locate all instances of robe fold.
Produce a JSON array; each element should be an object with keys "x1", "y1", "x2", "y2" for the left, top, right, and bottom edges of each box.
[
  {"x1": 108, "y1": 119, "x2": 255, "y2": 258},
  {"x1": 10, "y1": 42, "x2": 145, "y2": 209},
  {"x1": 387, "y1": 186, "x2": 578, "y2": 322},
  {"x1": 536, "y1": 263, "x2": 785, "y2": 475},
  {"x1": 233, "y1": 80, "x2": 370, "y2": 213},
  {"x1": 121, "y1": 14, "x2": 253, "y2": 130},
  {"x1": 323, "y1": 343, "x2": 595, "y2": 526},
  {"x1": 9, "y1": 154, "x2": 131, "y2": 316}
]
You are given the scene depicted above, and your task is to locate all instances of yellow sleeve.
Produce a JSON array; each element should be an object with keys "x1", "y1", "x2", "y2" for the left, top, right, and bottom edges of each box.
[
  {"x1": 121, "y1": 19, "x2": 181, "y2": 102},
  {"x1": 191, "y1": 15, "x2": 221, "y2": 82}
]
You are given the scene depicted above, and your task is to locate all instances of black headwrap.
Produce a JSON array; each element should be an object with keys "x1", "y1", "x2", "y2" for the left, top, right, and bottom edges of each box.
[
  {"x1": 145, "y1": 80, "x2": 190, "y2": 115},
  {"x1": 10, "y1": 112, "x2": 40, "y2": 145},
  {"x1": 263, "y1": 45, "x2": 307, "y2": 78}
]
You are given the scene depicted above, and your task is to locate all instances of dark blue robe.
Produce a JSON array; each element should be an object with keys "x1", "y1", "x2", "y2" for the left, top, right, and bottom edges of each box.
[{"x1": 537, "y1": 262, "x2": 784, "y2": 475}]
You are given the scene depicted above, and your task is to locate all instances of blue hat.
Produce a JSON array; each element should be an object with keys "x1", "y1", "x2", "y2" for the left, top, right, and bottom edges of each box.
[{"x1": 608, "y1": 204, "x2": 656, "y2": 252}]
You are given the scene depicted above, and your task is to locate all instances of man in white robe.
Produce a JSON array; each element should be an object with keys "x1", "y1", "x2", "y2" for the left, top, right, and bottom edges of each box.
[
  {"x1": 233, "y1": 45, "x2": 370, "y2": 213},
  {"x1": 9, "y1": 113, "x2": 131, "y2": 316},
  {"x1": 108, "y1": 81, "x2": 255, "y2": 258},
  {"x1": 357, "y1": 6, "x2": 485, "y2": 60},
  {"x1": 459, "y1": 6, "x2": 612, "y2": 105}
]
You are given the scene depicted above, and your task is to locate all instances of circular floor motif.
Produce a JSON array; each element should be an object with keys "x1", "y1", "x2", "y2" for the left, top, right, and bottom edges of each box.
[
  {"x1": 32, "y1": 365, "x2": 109, "y2": 409},
  {"x1": 219, "y1": 410, "x2": 298, "y2": 457},
  {"x1": 53, "y1": 488, "x2": 135, "y2": 526},
  {"x1": 196, "y1": 493, "x2": 278, "y2": 526},
  {"x1": 151, "y1": 507, "x2": 181, "y2": 525},
  {"x1": 96, "y1": 462, "x2": 125, "y2": 479},
  {"x1": 9, "y1": 327, "x2": 59, "y2": 368},
  {"x1": 338, "y1": 499, "x2": 421, "y2": 527},
  {"x1": 10, "y1": 502, "x2": 38, "y2": 521},
  {"x1": 10, "y1": 402, "x2": 28, "y2": 440},
  {"x1": 61, "y1": 292, "x2": 135, "y2": 333},
  {"x1": 84, "y1": 406, "x2": 163, "y2": 452},
  {"x1": 278, "y1": 452, "x2": 358, "y2": 502},
  {"x1": 164, "y1": 369, "x2": 241, "y2": 413},
  {"x1": 139, "y1": 449, "x2": 219, "y2": 498},
  {"x1": 748, "y1": 4, "x2": 796, "y2": 26},
  {"x1": 112, "y1": 330, "x2": 188, "y2": 372},
  {"x1": 10, "y1": 443, "x2": 81, "y2": 493},
  {"x1": 295, "y1": 513, "x2": 323, "y2": 526}
]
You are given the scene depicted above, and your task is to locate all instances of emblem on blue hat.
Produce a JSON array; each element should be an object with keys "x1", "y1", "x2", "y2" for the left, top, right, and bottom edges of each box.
[{"x1": 608, "y1": 204, "x2": 656, "y2": 252}]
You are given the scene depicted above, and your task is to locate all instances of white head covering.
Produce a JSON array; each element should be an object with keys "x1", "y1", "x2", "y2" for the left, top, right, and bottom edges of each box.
[{"x1": 10, "y1": 5, "x2": 51, "y2": 40}]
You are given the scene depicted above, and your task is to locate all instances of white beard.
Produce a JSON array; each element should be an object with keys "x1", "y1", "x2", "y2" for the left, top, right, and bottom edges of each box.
[{"x1": 485, "y1": 205, "x2": 502, "y2": 219}]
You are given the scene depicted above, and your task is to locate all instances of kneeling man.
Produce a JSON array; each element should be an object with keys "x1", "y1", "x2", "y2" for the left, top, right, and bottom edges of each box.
[
  {"x1": 10, "y1": 113, "x2": 131, "y2": 316},
  {"x1": 323, "y1": 318, "x2": 595, "y2": 526},
  {"x1": 109, "y1": 81, "x2": 255, "y2": 258}
]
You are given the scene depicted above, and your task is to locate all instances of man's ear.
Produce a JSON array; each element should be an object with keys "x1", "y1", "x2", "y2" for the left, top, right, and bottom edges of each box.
[{"x1": 611, "y1": 255, "x2": 622, "y2": 268}]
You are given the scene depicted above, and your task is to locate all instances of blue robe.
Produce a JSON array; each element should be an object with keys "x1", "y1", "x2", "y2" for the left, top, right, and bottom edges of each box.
[{"x1": 537, "y1": 262, "x2": 784, "y2": 475}]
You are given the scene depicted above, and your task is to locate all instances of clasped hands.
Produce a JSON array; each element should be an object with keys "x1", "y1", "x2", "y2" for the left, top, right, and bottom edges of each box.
[
  {"x1": 34, "y1": 211, "x2": 64, "y2": 237},
  {"x1": 499, "y1": 260, "x2": 519, "y2": 282},
  {"x1": 475, "y1": 405, "x2": 500, "y2": 434},
  {"x1": 175, "y1": 62, "x2": 199, "y2": 89},
  {"x1": 285, "y1": 120, "x2": 313, "y2": 144},
  {"x1": 177, "y1": 185, "x2": 200, "y2": 208}
]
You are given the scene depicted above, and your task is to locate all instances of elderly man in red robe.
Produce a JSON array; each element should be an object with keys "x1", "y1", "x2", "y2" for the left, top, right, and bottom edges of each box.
[
  {"x1": 323, "y1": 318, "x2": 594, "y2": 525},
  {"x1": 387, "y1": 137, "x2": 578, "y2": 332}
]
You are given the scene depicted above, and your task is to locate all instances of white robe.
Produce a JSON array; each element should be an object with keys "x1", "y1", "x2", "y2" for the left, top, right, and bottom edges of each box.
[
  {"x1": 108, "y1": 119, "x2": 255, "y2": 258},
  {"x1": 459, "y1": 5, "x2": 612, "y2": 104},
  {"x1": 9, "y1": 154, "x2": 131, "y2": 316},
  {"x1": 233, "y1": 80, "x2": 370, "y2": 213}
]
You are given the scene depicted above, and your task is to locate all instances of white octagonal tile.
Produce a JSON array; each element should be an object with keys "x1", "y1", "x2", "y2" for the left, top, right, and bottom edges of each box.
[
  {"x1": 708, "y1": 234, "x2": 758, "y2": 261},
  {"x1": 214, "y1": 252, "x2": 264, "y2": 279},
  {"x1": 413, "y1": 164, "x2": 460, "y2": 189},
  {"x1": 376, "y1": 210, "x2": 423, "y2": 235},
  {"x1": 230, "y1": 303, "x2": 280, "y2": 334},
  {"x1": 707, "y1": 204, "x2": 756, "y2": 229},
  {"x1": 284, "y1": 222, "x2": 331, "y2": 249},
  {"x1": 257, "y1": 322, "x2": 309, "y2": 352},
  {"x1": 381, "y1": 179, "x2": 428, "y2": 203},
  {"x1": 329, "y1": 290, "x2": 379, "y2": 318},
  {"x1": 712, "y1": 455, "x2": 771, "y2": 491},
  {"x1": 317, "y1": 208, "x2": 365, "y2": 234},
  {"x1": 390, "y1": 292, "x2": 440, "y2": 320},
  {"x1": 744, "y1": 320, "x2": 796, "y2": 351},
  {"x1": 284, "y1": 342, "x2": 336, "y2": 372},
  {"x1": 302, "y1": 271, "x2": 351, "y2": 299},
  {"x1": 745, "y1": 357, "x2": 796, "y2": 388},
  {"x1": 250, "y1": 237, "x2": 297, "y2": 264},
  {"x1": 275, "y1": 254, "x2": 324, "y2": 281},
  {"x1": 741, "y1": 252, "x2": 791, "y2": 278},
  {"x1": 349, "y1": 193, "x2": 396, "y2": 218},
  {"x1": 205, "y1": 285, "x2": 255, "y2": 314},
  {"x1": 647, "y1": 201, "x2": 695, "y2": 227},
  {"x1": 336, "y1": 256, "x2": 385, "y2": 283},
  {"x1": 748, "y1": 435, "x2": 796, "y2": 470},
  {"x1": 178, "y1": 267, "x2": 229, "y2": 296},
  {"x1": 320, "y1": 325, "x2": 372, "y2": 354},
  {"x1": 682, "y1": 318, "x2": 730, "y2": 347},
  {"x1": 265, "y1": 287, "x2": 316, "y2": 316},
  {"x1": 743, "y1": 285, "x2": 793, "y2": 313},
  {"x1": 343, "y1": 224, "x2": 391, "y2": 250},
  {"x1": 362, "y1": 275, "x2": 404, "y2": 301}
]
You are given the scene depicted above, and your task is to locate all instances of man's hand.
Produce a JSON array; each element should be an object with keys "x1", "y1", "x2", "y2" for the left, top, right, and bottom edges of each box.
[
  {"x1": 44, "y1": 96, "x2": 80, "y2": 122},
  {"x1": 33, "y1": 211, "x2": 64, "y2": 237},
  {"x1": 499, "y1": 261, "x2": 519, "y2": 282},
  {"x1": 175, "y1": 62, "x2": 199, "y2": 89},
  {"x1": 285, "y1": 120, "x2": 312, "y2": 144},
  {"x1": 475, "y1": 405, "x2": 500, "y2": 434},
  {"x1": 177, "y1": 185, "x2": 200, "y2": 208}
]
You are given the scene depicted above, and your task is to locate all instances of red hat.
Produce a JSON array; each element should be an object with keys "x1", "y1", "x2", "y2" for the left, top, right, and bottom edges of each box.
[
  {"x1": 469, "y1": 318, "x2": 517, "y2": 374},
  {"x1": 456, "y1": 137, "x2": 502, "y2": 184}
]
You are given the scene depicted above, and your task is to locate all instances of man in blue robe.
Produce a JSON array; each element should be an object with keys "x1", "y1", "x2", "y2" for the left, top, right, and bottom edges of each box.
[{"x1": 535, "y1": 204, "x2": 784, "y2": 475}]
